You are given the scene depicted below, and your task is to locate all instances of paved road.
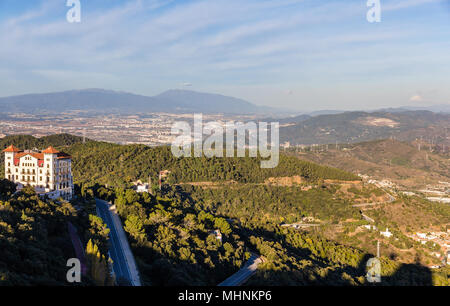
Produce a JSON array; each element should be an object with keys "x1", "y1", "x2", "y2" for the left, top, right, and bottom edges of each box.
[
  {"x1": 96, "y1": 198, "x2": 140, "y2": 286},
  {"x1": 67, "y1": 222, "x2": 87, "y2": 275},
  {"x1": 361, "y1": 213, "x2": 375, "y2": 223},
  {"x1": 281, "y1": 223, "x2": 321, "y2": 229},
  {"x1": 218, "y1": 254, "x2": 262, "y2": 286}
]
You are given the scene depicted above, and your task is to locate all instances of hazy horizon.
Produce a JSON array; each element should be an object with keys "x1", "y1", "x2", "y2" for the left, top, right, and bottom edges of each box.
[
  {"x1": 1, "y1": 0, "x2": 450, "y2": 112},
  {"x1": 1, "y1": 87, "x2": 450, "y2": 114}
]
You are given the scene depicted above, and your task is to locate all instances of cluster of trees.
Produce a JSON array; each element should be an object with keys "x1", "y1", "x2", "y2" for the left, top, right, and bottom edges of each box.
[
  {"x1": 85, "y1": 239, "x2": 114, "y2": 286},
  {"x1": 0, "y1": 134, "x2": 83, "y2": 152},
  {"x1": 246, "y1": 225, "x2": 449, "y2": 286},
  {"x1": 0, "y1": 181, "x2": 111, "y2": 285},
  {"x1": 0, "y1": 179, "x2": 16, "y2": 200},
  {"x1": 60, "y1": 140, "x2": 360, "y2": 187},
  {"x1": 88, "y1": 185, "x2": 248, "y2": 286},
  {"x1": 182, "y1": 184, "x2": 359, "y2": 225},
  {"x1": 180, "y1": 184, "x2": 449, "y2": 286},
  {"x1": 88, "y1": 183, "x2": 449, "y2": 286},
  {"x1": 0, "y1": 186, "x2": 76, "y2": 285},
  {"x1": 1, "y1": 134, "x2": 360, "y2": 187}
]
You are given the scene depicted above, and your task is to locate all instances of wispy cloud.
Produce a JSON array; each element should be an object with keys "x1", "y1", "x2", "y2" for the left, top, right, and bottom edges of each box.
[
  {"x1": 383, "y1": 0, "x2": 445, "y2": 11},
  {"x1": 0, "y1": 0, "x2": 449, "y2": 110}
]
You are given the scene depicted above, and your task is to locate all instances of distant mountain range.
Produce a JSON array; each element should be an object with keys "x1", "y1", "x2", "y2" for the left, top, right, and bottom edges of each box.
[
  {"x1": 1, "y1": 88, "x2": 448, "y2": 116},
  {"x1": 0, "y1": 88, "x2": 280, "y2": 115},
  {"x1": 375, "y1": 104, "x2": 450, "y2": 113}
]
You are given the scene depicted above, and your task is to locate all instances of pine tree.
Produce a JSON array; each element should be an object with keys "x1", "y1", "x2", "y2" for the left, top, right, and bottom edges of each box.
[{"x1": 86, "y1": 239, "x2": 113, "y2": 286}]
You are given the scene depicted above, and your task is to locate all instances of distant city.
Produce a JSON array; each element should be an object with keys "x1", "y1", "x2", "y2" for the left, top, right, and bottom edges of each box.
[{"x1": 0, "y1": 112, "x2": 259, "y2": 146}]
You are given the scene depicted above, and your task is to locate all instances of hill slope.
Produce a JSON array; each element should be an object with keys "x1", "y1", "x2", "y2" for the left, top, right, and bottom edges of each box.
[
  {"x1": 1, "y1": 134, "x2": 449, "y2": 285},
  {"x1": 289, "y1": 139, "x2": 450, "y2": 188},
  {"x1": 280, "y1": 111, "x2": 450, "y2": 146},
  {"x1": 0, "y1": 134, "x2": 360, "y2": 186}
]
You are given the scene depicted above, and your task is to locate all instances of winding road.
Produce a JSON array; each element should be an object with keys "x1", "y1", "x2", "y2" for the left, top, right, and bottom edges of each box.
[
  {"x1": 96, "y1": 198, "x2": 141, "y2": 286},
  {"x1": 218, "y1": 254, "x2": 262, "y2": 286}
]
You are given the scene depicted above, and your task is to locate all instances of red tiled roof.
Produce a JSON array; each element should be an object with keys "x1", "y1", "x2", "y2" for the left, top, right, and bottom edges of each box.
[
  {"x1": 2, "y1": 145, "x2": 21, "y2": 153},
  {"x1": 5, "y1": 145, "x2": 71, "y2": 163},
  {"x1": 15, "y1": 152, "x2": 45, "y2": 160},
  {"x1": 42, "y1": 146, "x2": 60, "y2": 154}
]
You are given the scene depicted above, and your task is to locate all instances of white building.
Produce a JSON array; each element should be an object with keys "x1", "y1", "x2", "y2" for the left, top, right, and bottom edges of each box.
[
  {"x1": 380, "y1": 228, "x2": 393, "y2": 238},
  {"x1": 3, "y1": 145, "x2": 74, "y2": 200},
  {"x1": 136, "y1": 183, "x2": 149, "y2": 193},
  {"x1": 363, "y1": 224, "x2": 377, "y2": 231},
  {"x1": 417, "y1": 233, "x2": 427, "y2": 239}
]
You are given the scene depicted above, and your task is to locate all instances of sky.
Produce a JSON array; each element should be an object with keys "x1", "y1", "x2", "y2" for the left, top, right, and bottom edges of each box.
[{"x1": 0, "y1": 0, "x2": 450, "y2": 112}]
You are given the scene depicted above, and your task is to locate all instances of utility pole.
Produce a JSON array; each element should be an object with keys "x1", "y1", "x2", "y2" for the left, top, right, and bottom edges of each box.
[{"x1": 377, "y1": 240, "x2": 380, "y2": 258}]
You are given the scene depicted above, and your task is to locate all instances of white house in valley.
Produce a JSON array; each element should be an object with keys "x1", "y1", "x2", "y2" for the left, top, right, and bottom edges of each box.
[
  {"x1": 3, "y1": 145, "x2": 74, "y2": 200},
  {"x1": 380, "y1": 228, "x2": 393, "y2": 238}
]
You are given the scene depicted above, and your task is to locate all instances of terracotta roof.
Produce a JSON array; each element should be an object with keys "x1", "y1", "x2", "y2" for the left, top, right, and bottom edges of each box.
[
  {"x1": 4, "y1": 145, "x2": 71, "y2": 161},
  {"x1": 15, "y1": 152, "x2": 45, "y2": 160},
  {"x1": 3, "y1": 145, "x2": 21, "y2": 153},
  {"x1": 42, "y1": 146, "x2": 60, "y2": 154}
]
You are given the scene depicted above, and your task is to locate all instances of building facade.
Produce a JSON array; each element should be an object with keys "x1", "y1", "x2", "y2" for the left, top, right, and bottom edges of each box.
[{"x1": 3, "y1": 145, "x2": 74, "y2": 200}]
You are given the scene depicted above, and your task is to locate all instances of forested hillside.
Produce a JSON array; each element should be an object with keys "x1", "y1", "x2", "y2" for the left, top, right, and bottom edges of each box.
[
  {"x1": 287, "y1": 139, "x2": 450, "y2": 188},
  {"x1": 65, "y1": 141, "x2": 359, "y2": 187},
  {"x1": 0, "y1": 134, "x2": 83, "y2": 150},
  {"x1": 87, "y1": 184, "x2": 449, "y2": 286},
  {"x1": 0, "y1": 179, "x2": 112, "y2": 285},
  {"x1": 0, "y1": 135, "x2": 359, "y2": 186},
  {"x1": 1, "y1": 134, "x2": 448, "y2": 286},
  {"x1": 280, "y1": 111, "x2": 450, "y2": 146}
]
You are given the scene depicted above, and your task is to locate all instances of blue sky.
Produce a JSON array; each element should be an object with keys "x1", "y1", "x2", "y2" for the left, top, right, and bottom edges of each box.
[{"x1": 0, "y1": 0, "x2": 449, "y2": 111}]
